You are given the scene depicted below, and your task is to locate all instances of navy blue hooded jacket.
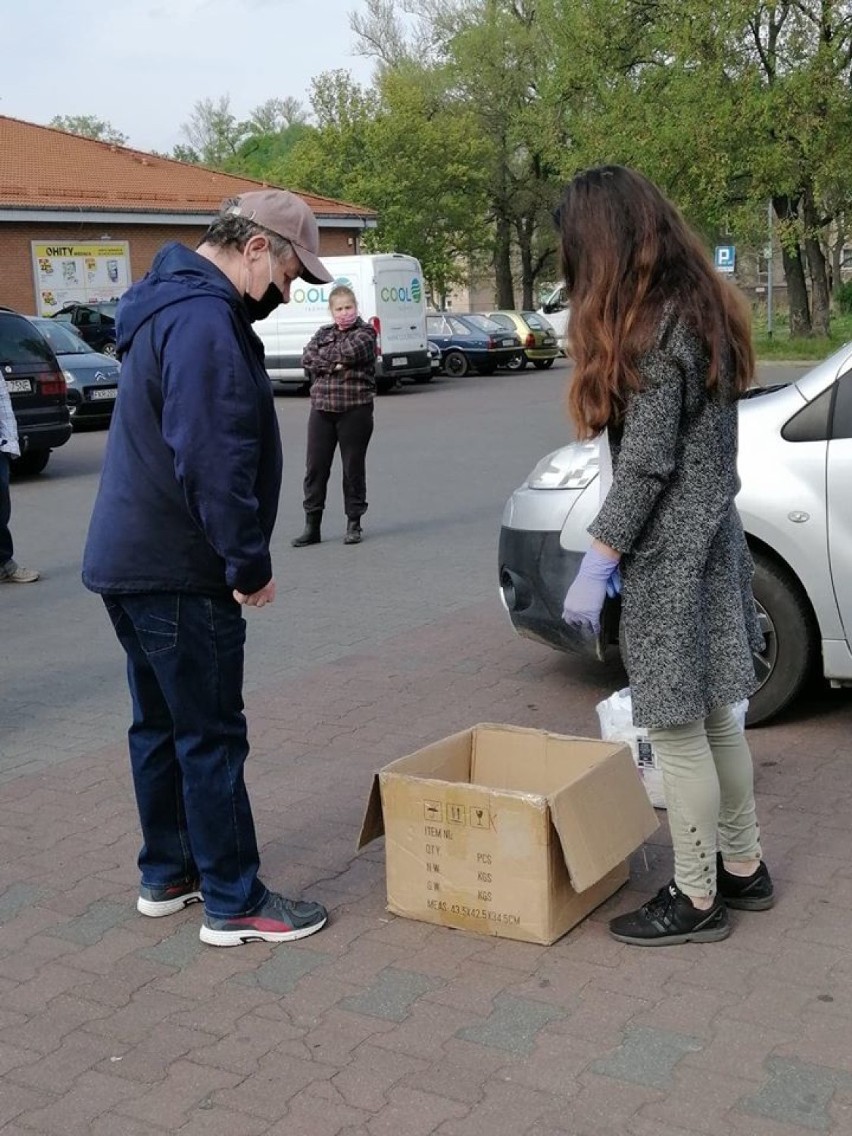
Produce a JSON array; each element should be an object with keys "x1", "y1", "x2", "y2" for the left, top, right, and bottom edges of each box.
[{"x1": 82, "y1": 242, "x2": 283, "y2": 597}]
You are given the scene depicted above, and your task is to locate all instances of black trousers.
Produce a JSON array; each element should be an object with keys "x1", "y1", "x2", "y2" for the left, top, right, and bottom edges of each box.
[{"x1": 303, "y1": 402, "x2": 374, "y2": 520}]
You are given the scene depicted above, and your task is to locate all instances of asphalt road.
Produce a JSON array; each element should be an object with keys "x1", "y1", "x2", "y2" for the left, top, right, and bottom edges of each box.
[{"x1": 0, "y1": 358, "x2": 812, "y2": 781}]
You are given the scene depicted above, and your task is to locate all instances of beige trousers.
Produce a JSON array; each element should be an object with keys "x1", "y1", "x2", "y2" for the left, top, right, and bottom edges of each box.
[{"x1": 649, "y1": 705, "x2": 763, "y2": 899}]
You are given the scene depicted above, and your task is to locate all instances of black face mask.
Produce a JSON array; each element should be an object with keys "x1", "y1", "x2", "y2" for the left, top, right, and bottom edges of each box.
[{"x1": 244, "y1": 281, "x2": 283, "y2": 322}]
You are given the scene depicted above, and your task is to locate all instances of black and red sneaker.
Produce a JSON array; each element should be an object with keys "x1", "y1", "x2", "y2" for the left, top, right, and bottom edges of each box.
[
  {"x1": 609, "y1": 881, "x2": 730, "y2": 946},
  {"x1": 716, "y1": 853, "x2": 774, "y2": 911},
  {"x1": 137, "y1": 879, "x2": 202, "y2": 918},
  {"x1": 199, "y1": 891, "x2": 328, "y2": 947}
]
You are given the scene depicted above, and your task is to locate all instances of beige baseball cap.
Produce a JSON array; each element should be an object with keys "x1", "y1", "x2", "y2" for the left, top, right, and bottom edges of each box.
[{"x1": 224, "y1": 190, "x2": 333, "y2": 285}]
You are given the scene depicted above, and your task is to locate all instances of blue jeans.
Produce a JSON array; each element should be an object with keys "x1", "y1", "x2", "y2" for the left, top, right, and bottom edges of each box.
[
  {"x1": 0, "y1": 454, "x2": 13, "y2": 565},
  {"x1": 104, "y1": 592, "x2": 268, "y2": 918}
]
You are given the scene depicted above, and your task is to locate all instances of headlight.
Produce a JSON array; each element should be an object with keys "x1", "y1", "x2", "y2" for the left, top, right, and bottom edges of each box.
[
  {"x1": 527, "y1": 442, "x2": 600, "y2": 489},
  {"x1": 62, "y1": 369, "x2": 76, "y2": 386}
]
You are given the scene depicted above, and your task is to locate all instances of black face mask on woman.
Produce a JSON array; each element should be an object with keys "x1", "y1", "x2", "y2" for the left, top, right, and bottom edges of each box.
[{"x1": 243, "y1": 251, "x2": 284, "y2": 322}]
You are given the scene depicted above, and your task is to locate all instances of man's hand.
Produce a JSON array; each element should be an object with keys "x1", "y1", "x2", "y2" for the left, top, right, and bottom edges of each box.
[{"x1": 233, "y1": 579, "x2": 276, "y2": 608}]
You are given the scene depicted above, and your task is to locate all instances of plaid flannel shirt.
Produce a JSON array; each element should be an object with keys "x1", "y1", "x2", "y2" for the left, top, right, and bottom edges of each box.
[
  {"x1": 302, "y1": 319, "x2": 377, "y2": 412},
  {"x1": 0, "y1": 377, "x2": 20, "y2": 458}
]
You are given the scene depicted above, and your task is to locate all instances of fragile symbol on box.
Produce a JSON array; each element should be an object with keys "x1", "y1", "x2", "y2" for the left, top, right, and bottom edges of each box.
[
  {"x1": 424, "y1": 801, "x2": 443, "y2": 822},
  {"x1": 447, "y1": 803, "x2": 466, "y2": 825},
  {"x1": 470, "y1": 806, "x2": 490, "y2": 829}
]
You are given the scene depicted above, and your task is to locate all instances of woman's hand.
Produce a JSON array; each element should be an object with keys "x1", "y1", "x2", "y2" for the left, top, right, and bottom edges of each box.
[{"x1": 561, "y1": 545, "x2": 621, "y2": 633}]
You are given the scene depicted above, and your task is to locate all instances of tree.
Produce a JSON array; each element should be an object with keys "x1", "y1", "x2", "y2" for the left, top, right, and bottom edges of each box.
[
  {"x1": 280, "y1": 68, "x2": 491, "y2": 302},
  {"x1": 248, "y1": 97, "x2": 308, "y2": 134},
  {"x1": 179, "y1": 96, "x2": 247, "y2": 166},
  {"x1": 49, "y1": 114, "x2": 128, "y2": 145}
]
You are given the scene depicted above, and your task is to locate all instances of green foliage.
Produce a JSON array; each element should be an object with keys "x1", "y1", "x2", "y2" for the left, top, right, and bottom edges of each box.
[
  {"x1": 279, "y1": 68, "x2": 492, "y2": 299},
  {"x1": 835, "y1": 282, "x2": 852, "y2": 315},
  {"x1": 49, "y1": 114, "x2": 128, "y2": 145}
]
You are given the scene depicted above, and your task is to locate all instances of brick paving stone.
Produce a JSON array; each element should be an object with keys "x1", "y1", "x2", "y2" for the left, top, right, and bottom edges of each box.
[
  {"x1": 331, "y1": 1045, "x2": 430, "y2": 1112},
  {"x1": 277, "y1": 971, "x2": 364, "y2": 1027},
  {"x1": 0, "y1": 1083, "x2": 56, "y2": 1127},
  {"x1": 341, "y1": 967, "x2": 445, "y2": 1022},
  {"x1": 7, "y1": 1029, "x2": 129, "y2": 1094},
  {"x1": 301, "y1": 1008, "x2": 397, "y2": 1065},
  {"x1": 99, "y1": 1022, "x2": 222, "y2": 1084},
  {"x1": 0, "y1": 883, "x2": 46, "y2": 923},
  {"x1": 434, "y1": 1080, "x2": 567, "y2": 1136},
  {"x1": 590, "y1": 1025, "x2": 704, "y2": 1089},
  {"x1": 161, "y1": 983, "x2": 272, "y2": 1038},
  {"x1": 17, "y1": 1069, "x2": 146, "y2": 1135},
  {"x1": 84, "y1": 989, "x2": 200, "y2": 1044},
  {"x1": 169, "y1": 1105, "x2": 271, "y2": 1136},
  {"x1": 190, "y1": 1009, "x2": 313, "y2": 1074},
  {"x1": 229, "y1": 943, "x2": 331, "y2": 995},
  {"x1": 13, "y1": 995, "x2": 112, "y2": 1056},
  {"x1": 679, "y1": 1017, "x2": 795, "y2": 1082},
  {"x1": 114, "y1": 1059, "x2": 243, "y2": 1128},
  {"x1": 401, "y1": 1038, "x2": 509, "y2": 1105},
  {"x1": 422, "y1": 962, "x2": 535, "y2": 1016},
  {"x1": 47, "y1": 901, "x2": 131, "y2": 946},
  {"x1": 211, "y1": 1053, "x2": 337, "y2": 1123},
  {"x1": 548, "y1": 987, "x2": 654, "y2": 1049},
  {"x1": 498, "y1": 1030, "x2": 598, "y2": 1095},
  {"x1": 723, "y1": 978, "x2": 826, "y2": 1035},
  {"x1": 320, "y1": 939, "x2": 415, "y2": 987},
  {"x1": 638, "y1": 1066, "x2": 764, "y2": 1135},
  {"x1": 455, "y1": 994, "x2": 566, "y2": 1056},
  {"x1": 736, "y1": 1057, "x2": 852, "y2": 1132},
  {"x1": 264, "y1": 1083, "x2": 372, "y2": 1136},
  {"x1": 366, "y1": 1086, "x2": 470, "y2": 1135},
  {"x1": 369, "y1": 999, "x2": 484, "y2": 1061},
  {"x1": 773, "y1": 1012, "x2": 852, "y2": 1076},
  {"x1": 397, "y1": 931, "x2": 502, "y2": 979}
]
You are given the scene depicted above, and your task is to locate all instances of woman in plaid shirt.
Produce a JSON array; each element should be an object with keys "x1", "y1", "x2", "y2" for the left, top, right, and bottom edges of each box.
[{"x1": 292, "y1": 285, "x2": 378, "y2": 547}]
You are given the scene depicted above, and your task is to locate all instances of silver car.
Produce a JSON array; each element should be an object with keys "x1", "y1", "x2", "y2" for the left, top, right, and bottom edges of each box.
[{"x1": 499, "y1": 343, "x2": 852, "y2": 725}]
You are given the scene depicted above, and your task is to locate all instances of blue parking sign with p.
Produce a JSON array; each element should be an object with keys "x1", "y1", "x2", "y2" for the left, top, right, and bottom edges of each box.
[{"x1": 715, "y1": 245, "x2": 736, "y2": 273}]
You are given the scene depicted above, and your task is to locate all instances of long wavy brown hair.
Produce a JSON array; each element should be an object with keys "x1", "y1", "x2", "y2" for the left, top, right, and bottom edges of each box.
[{"x1": 557, "y1": 166, "x2": 754, "y2": 439}]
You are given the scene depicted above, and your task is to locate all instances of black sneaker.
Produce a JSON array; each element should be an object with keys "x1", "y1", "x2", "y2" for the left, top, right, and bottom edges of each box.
[
  {"x1": 199, "y1": 891, "x2": 328, "y2": 947},
  {"x1": 716, "y1": 853, "x2": 774, "y2": 911},
  {"x1": 137, "y1": 879, "x2": 202, "y2": 917},
  {"x1": 609, "y1": 881, "x2": 730, "y2": 946}
]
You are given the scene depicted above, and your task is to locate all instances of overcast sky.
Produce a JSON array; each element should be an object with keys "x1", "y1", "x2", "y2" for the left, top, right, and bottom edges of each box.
[{"x1": 0, "y1": 0, "x2": 378, "y2": 153}]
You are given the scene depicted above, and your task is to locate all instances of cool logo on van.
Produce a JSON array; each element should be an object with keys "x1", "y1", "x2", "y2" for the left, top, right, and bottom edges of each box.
[
  {"x1": 380, "y1": 278, "x2": 422, "y2": 305},
  {"x1": 291, "y1": 277, "x2": 354, "y2": 305}
]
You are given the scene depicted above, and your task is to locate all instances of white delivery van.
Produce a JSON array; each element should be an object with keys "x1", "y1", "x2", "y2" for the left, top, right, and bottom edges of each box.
[
  {"x1": 536, "y1": 282, "x2": 570, "y2": 355},
  {"x1": 254, "y1": 253, "x2": 431, "y2": 393}
]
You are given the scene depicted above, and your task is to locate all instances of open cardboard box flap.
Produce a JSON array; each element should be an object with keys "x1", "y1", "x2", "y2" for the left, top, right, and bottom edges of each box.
[
  {"x1": 358, "y1": 724, "x2": 657, "y2": 893},
  {"x1": 546, "y1": 745, "x2": 659, "y2": 891}
]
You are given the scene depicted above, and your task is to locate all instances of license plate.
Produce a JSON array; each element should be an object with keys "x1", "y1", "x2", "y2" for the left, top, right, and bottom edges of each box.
[
  {"x1": 543, "y1": 336, "x2": 555, "y2": 345},
  {"x1": 392, "y1": 357, "x2": 408, "y2": 367},
  {"x1": 5, "y1": 379, "x2": 32, "y2": 394},
  {"x1": 502, "y1": 339, "x2": 515, "y2": 347},
  {"x1": 88, "y1": 388, "x2": 117, "y2": 401}
]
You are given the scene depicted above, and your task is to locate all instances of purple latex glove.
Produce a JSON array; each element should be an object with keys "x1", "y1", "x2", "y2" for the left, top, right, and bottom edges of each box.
[{"x1": 562, "y1": 547, "x2": 621, "y2": 633}]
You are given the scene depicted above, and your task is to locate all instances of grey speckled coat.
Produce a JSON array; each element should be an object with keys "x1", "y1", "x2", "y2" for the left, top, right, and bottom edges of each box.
[{"x1": 587, "y1": 317, "x2": 764, "y2": 729}]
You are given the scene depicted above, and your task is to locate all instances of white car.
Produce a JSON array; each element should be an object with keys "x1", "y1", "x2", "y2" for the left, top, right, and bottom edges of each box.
[{"x1": 499, "y1": 342, "x2": 852, "y2": 725}]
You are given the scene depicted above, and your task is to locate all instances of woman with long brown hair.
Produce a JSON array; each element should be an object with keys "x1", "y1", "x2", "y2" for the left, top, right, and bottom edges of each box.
[{"x1": 558, "y1": 165, "x2": 774, "y2": 946}]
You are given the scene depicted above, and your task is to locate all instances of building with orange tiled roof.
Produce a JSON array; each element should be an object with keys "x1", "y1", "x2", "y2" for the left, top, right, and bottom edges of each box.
[{"x1": 0, "y1": 116, "x2": 377, "y2": 315}]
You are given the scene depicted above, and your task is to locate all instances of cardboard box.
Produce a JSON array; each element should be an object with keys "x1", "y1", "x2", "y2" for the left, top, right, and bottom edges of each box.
[{"x1": 358, "y1": 723, "x2": 659, "y2": 945}]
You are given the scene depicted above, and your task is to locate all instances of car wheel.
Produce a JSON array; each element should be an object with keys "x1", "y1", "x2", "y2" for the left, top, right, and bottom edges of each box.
[
  {"x1": 444, "y1": 350, "x2": 468, "y2": 378},
  {"x1": 101, "y1": 342, "x2": 117, "y2": 357},
  {"x1": 11, "y1": 449, "x2": 50, "y2": 476},
  {"x1": 746, "y1": 552, "x2": 818, "y2": 726},
  {"x1": 506, "y1": 352, "x2": 527, "y2": 371},
  {"x1": 533, "y1": 358, "x2": 555, "y2": 370}
]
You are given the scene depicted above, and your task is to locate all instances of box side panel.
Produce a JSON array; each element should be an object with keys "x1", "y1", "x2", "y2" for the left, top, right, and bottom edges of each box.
[
  {"x1": 381, "y1": 775, "x2": 554, "y2": 943},
  {"x1": 472, "y1": 726, "x2": 631, "y2": 796},
  {"x1": 544, "y1": 837, "x2": 629, "y2": 943},
  {"x1": 385, "y1": 730, "x2": 473, "y2": 782}
]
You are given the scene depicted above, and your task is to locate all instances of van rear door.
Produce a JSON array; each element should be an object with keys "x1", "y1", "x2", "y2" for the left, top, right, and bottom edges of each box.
[{"x1": 373, "y1": 256, "x2": 430, "y2": 388}]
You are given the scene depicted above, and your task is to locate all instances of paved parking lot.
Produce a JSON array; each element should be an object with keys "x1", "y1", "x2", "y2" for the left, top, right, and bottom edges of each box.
[{"x1": 4, "y1": 359, "x2": 852, "y2": 1135}]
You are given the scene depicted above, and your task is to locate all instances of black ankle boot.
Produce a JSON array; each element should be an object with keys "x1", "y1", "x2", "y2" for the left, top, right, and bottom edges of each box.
[
  {"x1": 292, "y1": 512, "x2": 322, "y2": 547},
  {"x1": 344, "y1": 518, "x2": 362, "y2": 545}
]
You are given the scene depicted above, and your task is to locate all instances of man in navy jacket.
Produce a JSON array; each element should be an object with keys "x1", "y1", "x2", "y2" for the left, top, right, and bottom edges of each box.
[{"x1": 83, "y1": 190, "x2": 333, "y2": 947}]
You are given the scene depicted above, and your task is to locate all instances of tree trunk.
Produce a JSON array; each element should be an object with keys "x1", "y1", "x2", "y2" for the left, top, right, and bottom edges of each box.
[
  {"x1": 516, "y1": 218, "x2": 534, "y2": 310},
  {"x1": 773, "y1": 196, "x2": 811, "y2": 337},
  {"x1": 494, "y1": 215, "x2": 515, "y2": 309},
  {"x1": 802, "y1": 188, "x2": 831, "y2": 336}
]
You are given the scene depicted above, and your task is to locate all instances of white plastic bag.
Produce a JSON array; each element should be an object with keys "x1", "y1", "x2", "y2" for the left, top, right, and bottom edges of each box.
[{"x1": 595, "y1": 688, "x2": 748, "y2": 811}]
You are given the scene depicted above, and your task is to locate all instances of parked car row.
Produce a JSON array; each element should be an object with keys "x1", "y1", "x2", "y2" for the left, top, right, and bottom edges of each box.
[
  {"x1": 426, "y1": 310, "x2": 560, "y2": 377},
  {"x1": 1, "y1": 305, "x2": 120, "y2": 475}
]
